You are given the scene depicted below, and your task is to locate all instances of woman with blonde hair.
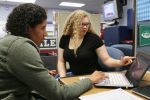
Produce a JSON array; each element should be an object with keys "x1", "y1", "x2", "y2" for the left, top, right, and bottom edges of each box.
[{"x1": 58, "y1": 10, "x2": 134, "y2": 77}]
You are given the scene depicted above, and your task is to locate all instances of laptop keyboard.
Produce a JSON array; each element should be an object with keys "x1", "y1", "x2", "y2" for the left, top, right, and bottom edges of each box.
[{"x1": 100, "y1": 73, "x2": 131, "y2": 86}]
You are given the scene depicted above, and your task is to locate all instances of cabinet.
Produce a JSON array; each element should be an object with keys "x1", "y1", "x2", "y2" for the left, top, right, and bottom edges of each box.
[{"x1": 103, "y1": 26, "x2": 132, "y2": 46}]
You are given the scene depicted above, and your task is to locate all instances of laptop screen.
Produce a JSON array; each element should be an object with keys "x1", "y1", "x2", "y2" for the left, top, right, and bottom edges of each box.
[{"x1": 126, "y1": 52, "x2": 150, "y2": 87}]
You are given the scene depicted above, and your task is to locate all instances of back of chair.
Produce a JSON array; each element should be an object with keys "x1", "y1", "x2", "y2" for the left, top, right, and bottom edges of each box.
[{"x1": 111, "y1": 44, "x2": 133, "y2": 56}]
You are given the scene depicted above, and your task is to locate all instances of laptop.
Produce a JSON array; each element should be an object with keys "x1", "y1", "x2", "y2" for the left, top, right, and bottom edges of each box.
[
  {"x1": 132, "y1": 85, "x2": 150, "y2": 99},
  {"x1": 95, "y1": 52, "x2": 150, "y2": 88}
]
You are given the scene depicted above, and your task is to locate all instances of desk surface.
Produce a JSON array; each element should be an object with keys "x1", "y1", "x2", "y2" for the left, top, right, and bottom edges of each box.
[{"x1": 60, "y1": 71, "x2": 150, "y2": 100}]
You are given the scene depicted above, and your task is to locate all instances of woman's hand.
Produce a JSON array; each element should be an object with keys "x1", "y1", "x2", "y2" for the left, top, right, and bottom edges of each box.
[
  {"x1": 48, "y1": 70, "x2": 57, "y2": 76},
  {"x1": 89, "y1": 71, "x2": 107, "y2": 84},
  {"x1": 120, "y1": 56, "x2": 136, "y2": 66}
]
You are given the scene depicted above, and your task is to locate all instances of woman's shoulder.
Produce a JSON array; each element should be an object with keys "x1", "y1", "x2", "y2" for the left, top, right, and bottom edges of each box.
[
  {"x1": 61, "y1": 34, "x2": 70, "y2": 38},
  {"x1": 60, "y1": 35, "x2": 70, "y2": 41},
  {"x1": 86, "y1": 32, "x2": 100, "y2": 39}
]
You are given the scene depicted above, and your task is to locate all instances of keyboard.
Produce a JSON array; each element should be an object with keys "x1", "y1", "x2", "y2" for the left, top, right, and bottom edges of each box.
[{"x1": 99, "y1": 73, "x2": 131, "y2": 86}]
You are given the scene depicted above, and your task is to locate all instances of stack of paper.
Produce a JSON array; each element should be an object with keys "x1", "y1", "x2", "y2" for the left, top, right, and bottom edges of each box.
[{"x1": 79, "y1": 88, "x2": 142, "y2": 100}]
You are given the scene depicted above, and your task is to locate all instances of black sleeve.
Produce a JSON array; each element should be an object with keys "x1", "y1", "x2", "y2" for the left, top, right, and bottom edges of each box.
[
  {"x1": 92, "y1": 34, "x2": 104, "y2": 49},
  {"x1": 59, "y1": 35, "x2": 68, "y2": 49}
]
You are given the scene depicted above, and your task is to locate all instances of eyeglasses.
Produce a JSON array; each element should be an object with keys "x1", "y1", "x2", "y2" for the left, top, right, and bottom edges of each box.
[{"x1": 81, "y1": 22, "x2": 91, "y2": 27}]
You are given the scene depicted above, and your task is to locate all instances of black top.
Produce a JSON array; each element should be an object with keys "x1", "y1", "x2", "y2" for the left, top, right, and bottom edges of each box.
[{"x1": 59, "y1": 32, "x2": 104, "y2": 75}]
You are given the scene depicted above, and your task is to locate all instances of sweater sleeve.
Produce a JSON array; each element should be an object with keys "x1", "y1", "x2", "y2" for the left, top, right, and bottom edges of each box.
[{"x1": 7, "y1": 39, "x2": 92, "y2": 100}]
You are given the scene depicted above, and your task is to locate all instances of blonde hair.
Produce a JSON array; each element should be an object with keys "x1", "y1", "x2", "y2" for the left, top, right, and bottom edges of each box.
[{"x1": 63, "y1": 10, "x2": 95, "y2": 36}]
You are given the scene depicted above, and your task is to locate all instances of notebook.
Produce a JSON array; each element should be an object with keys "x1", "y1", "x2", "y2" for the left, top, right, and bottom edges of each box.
[
  {"x1": 95, "y1": 52, "x2": 150, "y2": 88},
  {"x1": 132, "y1": 85, "x2": 150, "y2": 99},
  {"x1": 79, "y1": 88, "x2": 141, "y2": 100}
]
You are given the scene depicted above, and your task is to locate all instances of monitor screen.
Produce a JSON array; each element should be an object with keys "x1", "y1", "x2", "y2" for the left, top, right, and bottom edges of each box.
[{"x1": 103, "y1": 0, "x2": 119, "y2": 21}]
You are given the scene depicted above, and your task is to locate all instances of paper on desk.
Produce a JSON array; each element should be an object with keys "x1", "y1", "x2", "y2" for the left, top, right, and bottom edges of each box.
[{"x1": 79, "y1": 88, "x2": 142, "y2": 100}]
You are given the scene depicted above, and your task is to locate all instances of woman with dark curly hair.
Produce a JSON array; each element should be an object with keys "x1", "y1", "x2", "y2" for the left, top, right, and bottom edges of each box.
[{"x1": 0, "y1": 3, "x2": 107, "y2": 100}]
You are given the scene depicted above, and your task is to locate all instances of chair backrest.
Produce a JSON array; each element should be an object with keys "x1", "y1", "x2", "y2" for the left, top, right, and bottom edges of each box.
[{"x1": 111, "y1": 44, "x2": 133, "y2": 56}]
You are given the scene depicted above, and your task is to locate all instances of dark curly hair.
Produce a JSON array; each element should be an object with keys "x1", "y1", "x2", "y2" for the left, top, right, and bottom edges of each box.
[{"x1": 6, "y1": 3, "x2": 47, "y2": 38}]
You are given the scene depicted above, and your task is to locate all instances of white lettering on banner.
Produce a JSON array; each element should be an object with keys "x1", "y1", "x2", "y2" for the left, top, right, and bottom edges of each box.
[
  {"x1": 43, "y1": 39, "x2": 49, "y2": 47},
  {"x1": 141, "y1": 31, "x2": 150, "y2": 38},
  {"x1": 50, "y1": 40, "x2": 56, "y2": 46},
  {"x1": 40, "y1": 38, "x2": 57, "y2": 49}
]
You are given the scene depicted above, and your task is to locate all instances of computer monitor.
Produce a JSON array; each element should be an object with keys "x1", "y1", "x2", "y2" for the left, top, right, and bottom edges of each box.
[{"x1": 103, "y1": 0, "x2": 123, "y2": 21}]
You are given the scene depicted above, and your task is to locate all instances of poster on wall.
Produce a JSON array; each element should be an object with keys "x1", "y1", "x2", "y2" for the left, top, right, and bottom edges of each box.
[{"x1": 138, "y1": 24, "x2": 150, "y2": 46}]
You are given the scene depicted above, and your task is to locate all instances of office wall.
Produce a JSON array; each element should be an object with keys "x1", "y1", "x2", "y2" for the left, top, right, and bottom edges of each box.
[
  {"x1": 0, "y1": 4, "x2": 54, "y2": 23},
  {"x1": 0, "y1": 0, "x2": 134, "y2": 26},
  {"x1": 1, "y1": 2, "x2": 132, "y2": 29},
  {"x1": 0, "y1": 5, "x2": 14, "y2": 37},
  {"x1": 0, "y1": 4, "x2": 14, "y2": 21},
  {"x1": 0, "y1": 1, "x2": 134, "y2": 41}
]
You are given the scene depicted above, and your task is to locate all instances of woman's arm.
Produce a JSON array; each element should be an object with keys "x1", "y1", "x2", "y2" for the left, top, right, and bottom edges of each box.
[
  {"x1": 57, "y1": 48, "x2": 67, "y2": 77},
  {"x1": 96, "y1": 45, "x2": 134, "y2": 67}
]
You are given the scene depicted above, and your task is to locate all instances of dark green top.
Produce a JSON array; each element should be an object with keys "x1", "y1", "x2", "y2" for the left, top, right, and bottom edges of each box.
[{"x1": 0, "y1": 35, "x2": 92, "y2": 100}]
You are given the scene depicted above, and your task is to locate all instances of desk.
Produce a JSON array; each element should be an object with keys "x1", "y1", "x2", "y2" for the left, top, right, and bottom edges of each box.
[{"x1": 60, "y1": 71, "x2": 150, "y2": 99}]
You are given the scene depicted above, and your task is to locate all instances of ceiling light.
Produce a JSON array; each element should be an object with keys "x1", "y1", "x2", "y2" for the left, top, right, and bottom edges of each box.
[
  {"x1": 0, "y1": 0, "x2": 36, "y2": 3},
  {"x1": 59, "y1": 2, "x2": 85, "y2": 7}
]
